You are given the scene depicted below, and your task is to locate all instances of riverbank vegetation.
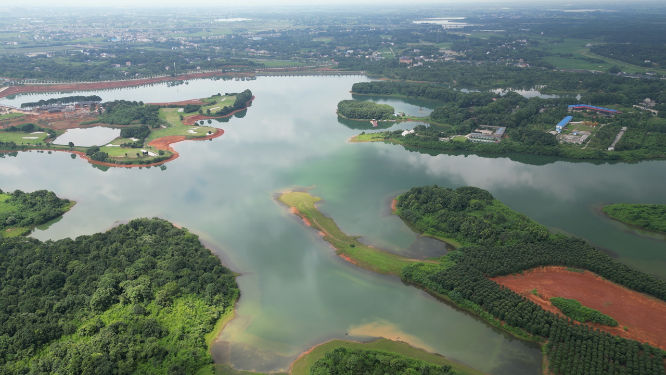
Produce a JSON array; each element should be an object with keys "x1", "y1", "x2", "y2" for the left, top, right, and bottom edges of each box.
[
  {"x1": 602, "y1": 203, "x2": 666, "y2": 233},
  {"x1": 550, "y1": 297, "x2": 618, "y2": 327},
  {"x1": 291, "y1": 339, "x2": 483, "y2": 375},
  {"x1": 309, "y1": 347, "x2": 462, "y2": 375},
  {"x1": 0, "y1": 217, "x2": 239, "y2": 374},
  {"x1": 349, "y1": 81, "x2": 666, "y2": 161},
  {"x1": 0, "y1": 188, "x2": 74, "y2": 238},
  {"x1": 337, "y1": 100, "x2": 395, "y2": 120}
]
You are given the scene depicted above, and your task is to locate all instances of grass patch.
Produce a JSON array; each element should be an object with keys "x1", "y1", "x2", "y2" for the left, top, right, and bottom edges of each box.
[
  {"x1": 0, "y1": 131, "x2": 49, "y2": 144},
  {"x1": 146, "y1": 125, "x2": 215, "y2": 143},
  {"x1": 0, "y1": 113, "x2": 25, "y2": 120},
  {"x1": 278, "y1": 191, "x2": 419, "y2": 276},
  {"x1": 452, "y1": 135, "x2": 468, "y2": 142},
  {"x1": 550, "y1": 297, "x2": 618, "y2": 327},
  {"x1": 291, "y1": 338, "x2": 485, "y2": 375},
  {"x1": 602, "y1": 203, "x2": 666, "y2": 234},
  {"x1": 158, "y1": 108, "x2": 185, "y2": 127}
]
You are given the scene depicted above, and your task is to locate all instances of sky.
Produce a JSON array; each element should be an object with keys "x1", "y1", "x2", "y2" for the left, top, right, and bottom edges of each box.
[{"x1": 3, "y1": 0, "x2": 635, "y2": 6}]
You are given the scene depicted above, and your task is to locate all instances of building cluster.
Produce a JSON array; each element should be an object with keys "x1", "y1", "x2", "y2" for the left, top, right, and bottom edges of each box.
[
  {"x1": 567, "y1": 104, "x2": 621, "y2": 116},
  {"x1": 468, "y1": 126, "x2": 505, "y2": 143},
  {"x1": 33, "y1": 101, "x2": 98, "y2": 113}
]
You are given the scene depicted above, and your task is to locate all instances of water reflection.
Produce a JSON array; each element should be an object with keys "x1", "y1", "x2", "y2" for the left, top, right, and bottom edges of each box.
[{"x1": 3, "y1": 75, "x2": 665, "y2": 375}]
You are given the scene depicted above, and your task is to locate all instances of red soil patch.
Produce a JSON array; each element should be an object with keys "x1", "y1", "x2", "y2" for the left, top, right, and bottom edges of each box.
[
  {"x1": 0, "y1": 71, "x2": 254, "y2": 98},
  {"x1": 339, "y1": 254, "x2": 358, "y2": 265},
  {"x1": 289, "y1": 206, "x2": 313, "y2": 227},
  {"x1": 148, "y1": 99, "x2": 205, "y2": 106},
  {"x1": 391, "y1": 198, "x2": 397, "y2": 212},
  {"x1": 492, "y1": 266, "x2": 666, "y2": 350}
]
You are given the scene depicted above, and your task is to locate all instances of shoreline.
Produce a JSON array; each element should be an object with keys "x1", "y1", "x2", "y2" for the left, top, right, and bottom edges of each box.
[
  {"x1": 182, "y1": 96, "x2": 255, "y2": 125},
  {"x1": 598, "y1": 204, "x2": 666, "y2": 237},
  {"x1": 0, "y1": 127, "x2": 224, "y2": 168},
  {"x1": 289, "y1": 338, "x2": 486, "y2": 375},
  {"x1": 0, "y1": 94, "x2": 255, "y2": 168},
  {"x1": 0, "y1": 71, "x2": 254, "y2": 99},
  {"x1": 278, "y1": 191, "x2": 423, "y2": 276}
]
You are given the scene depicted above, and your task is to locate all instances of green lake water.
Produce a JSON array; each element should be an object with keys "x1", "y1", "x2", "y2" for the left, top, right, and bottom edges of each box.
[{"x1": 2, "y1": 76, "x2": 665, "y2": 374}]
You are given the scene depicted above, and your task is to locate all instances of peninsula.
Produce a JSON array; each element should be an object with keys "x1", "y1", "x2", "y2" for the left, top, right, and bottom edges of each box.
[{"x1": 0, "y1": 90, "x2": 253, "y2": 168}]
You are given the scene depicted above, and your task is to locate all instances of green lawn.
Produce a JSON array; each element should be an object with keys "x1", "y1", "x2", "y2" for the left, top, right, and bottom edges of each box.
[
  {"x1": 453, "y1": 135, "x2": 468, "y2": 142},
  {"x1": 291, "y1": 339, "x2": 485, "y2": 375},
  {"x1": 0, "y1": 113, "x2": 25, "y2": 120},
  {"x1": 279, "y1": 191, "x2": 420, "y2": 276},
  {"x1": 313, "y1": 37, "x2": 332, "y2": 42},
  {"x1": 159, "y1": 108, "x2": 186, "y2": 127},
  {"x1": 201, "y1": 95, "x2": 236, "y2": 113},
  {"x1": 0, "y1": 131, "x2": 48, "y2": 144},
  {"x1": 146, "y1": 125, "x2": 215, "y2": 143}
]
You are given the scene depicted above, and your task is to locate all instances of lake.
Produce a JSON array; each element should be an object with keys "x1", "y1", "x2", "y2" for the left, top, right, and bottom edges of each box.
[{"x1": 1, "y1": 75, "x2": 665, "y2": 374}]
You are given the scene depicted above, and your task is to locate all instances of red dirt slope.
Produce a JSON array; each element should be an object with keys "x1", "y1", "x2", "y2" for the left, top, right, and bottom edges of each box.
[{"x1": 492, "y1": 266, "x2": 666, "y2": 350}]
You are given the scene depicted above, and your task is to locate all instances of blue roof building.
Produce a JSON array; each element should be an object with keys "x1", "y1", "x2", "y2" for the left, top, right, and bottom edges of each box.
[{"x1": 556, "y1": 116, "x2": 573, "y2": 133}]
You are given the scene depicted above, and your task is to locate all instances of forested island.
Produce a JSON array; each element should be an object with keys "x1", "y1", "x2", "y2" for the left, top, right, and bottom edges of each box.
[
  {"x1": 337, "y1": 100, "x2": 395, "y2": 120},
  {"x1": 602, "y1": 203, "x2": 666, "y2": 233},
  {"x1": 0, "y1": 188, "x2": 74, "y2": 238},
  {"x1": 0, "y1": 89, "x2": 253, "y2": 168},
  {"x1": 349, "y1": 81, "x2": 666, "y2": 161},
  {"x1": 0, "y1": 217, "x2": 239, "y2": 375},
  {"x1": 282, "y1": 186, "x2": 666, "y2": 375}
]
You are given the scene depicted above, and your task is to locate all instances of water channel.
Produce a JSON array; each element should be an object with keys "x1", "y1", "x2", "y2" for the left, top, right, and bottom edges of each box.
[{"x1": 1, "y1": 76, "x2": 665, "y2": 374}]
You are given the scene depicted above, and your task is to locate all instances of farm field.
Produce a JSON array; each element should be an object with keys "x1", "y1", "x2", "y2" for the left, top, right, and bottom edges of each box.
[{"x1": 492, "y1": 266, "x2": 666, "y2": 350}]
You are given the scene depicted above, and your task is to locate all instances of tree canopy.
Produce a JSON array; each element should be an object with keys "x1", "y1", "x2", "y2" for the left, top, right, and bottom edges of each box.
[{"x1": 0, "y1": 217, "x2": 239, "y2": 375}]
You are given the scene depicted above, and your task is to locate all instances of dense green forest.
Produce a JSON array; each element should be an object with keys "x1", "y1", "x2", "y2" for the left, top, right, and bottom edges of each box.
[
  {"x1": 395, "y1": 186, "x2": 551, "y2": 247},
  {"x1": 340, "y1": 60, "x2": 666, "y2": 103},
  {"x1": 602, "y1": 204, "x2": 666, "y2": 233},
  {"x1": 550, "y1": 297, "x2": 618, "y2": 327},
  {"x1": 98, "y1": 100, "x2": 162, "y2": 127},
  {"x1": 0, "y1": 188, "x2": 72, "y2": 237},
  {"x1": 310, "y1": 347, "x2": 460, "y2": 375},
  {"x1": 399, "y1": 185, "x2": 666, "y2": 375},
  {"x1": 0, "y1": 217, "x2": 239, "y2": 375},
  {"x1": 337, "y1": 100, "x2": 394, "y2": 120},
  {"x1": 20, "y1": 95, "x2": 102, "y2": 109}
]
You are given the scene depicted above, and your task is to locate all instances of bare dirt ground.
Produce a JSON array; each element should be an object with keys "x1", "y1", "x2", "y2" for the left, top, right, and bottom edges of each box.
[
  {"x1": 148, "y1": 99, "x2": 205, "y2": 106},
  {"x1": 492, "y1": 266, "x2": 666, "y2": 350}
]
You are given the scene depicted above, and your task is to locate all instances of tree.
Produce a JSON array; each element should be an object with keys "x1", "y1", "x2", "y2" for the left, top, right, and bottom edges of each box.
[{"x1": 68, "y1": 142, "x2": 74, "y2": 148}]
